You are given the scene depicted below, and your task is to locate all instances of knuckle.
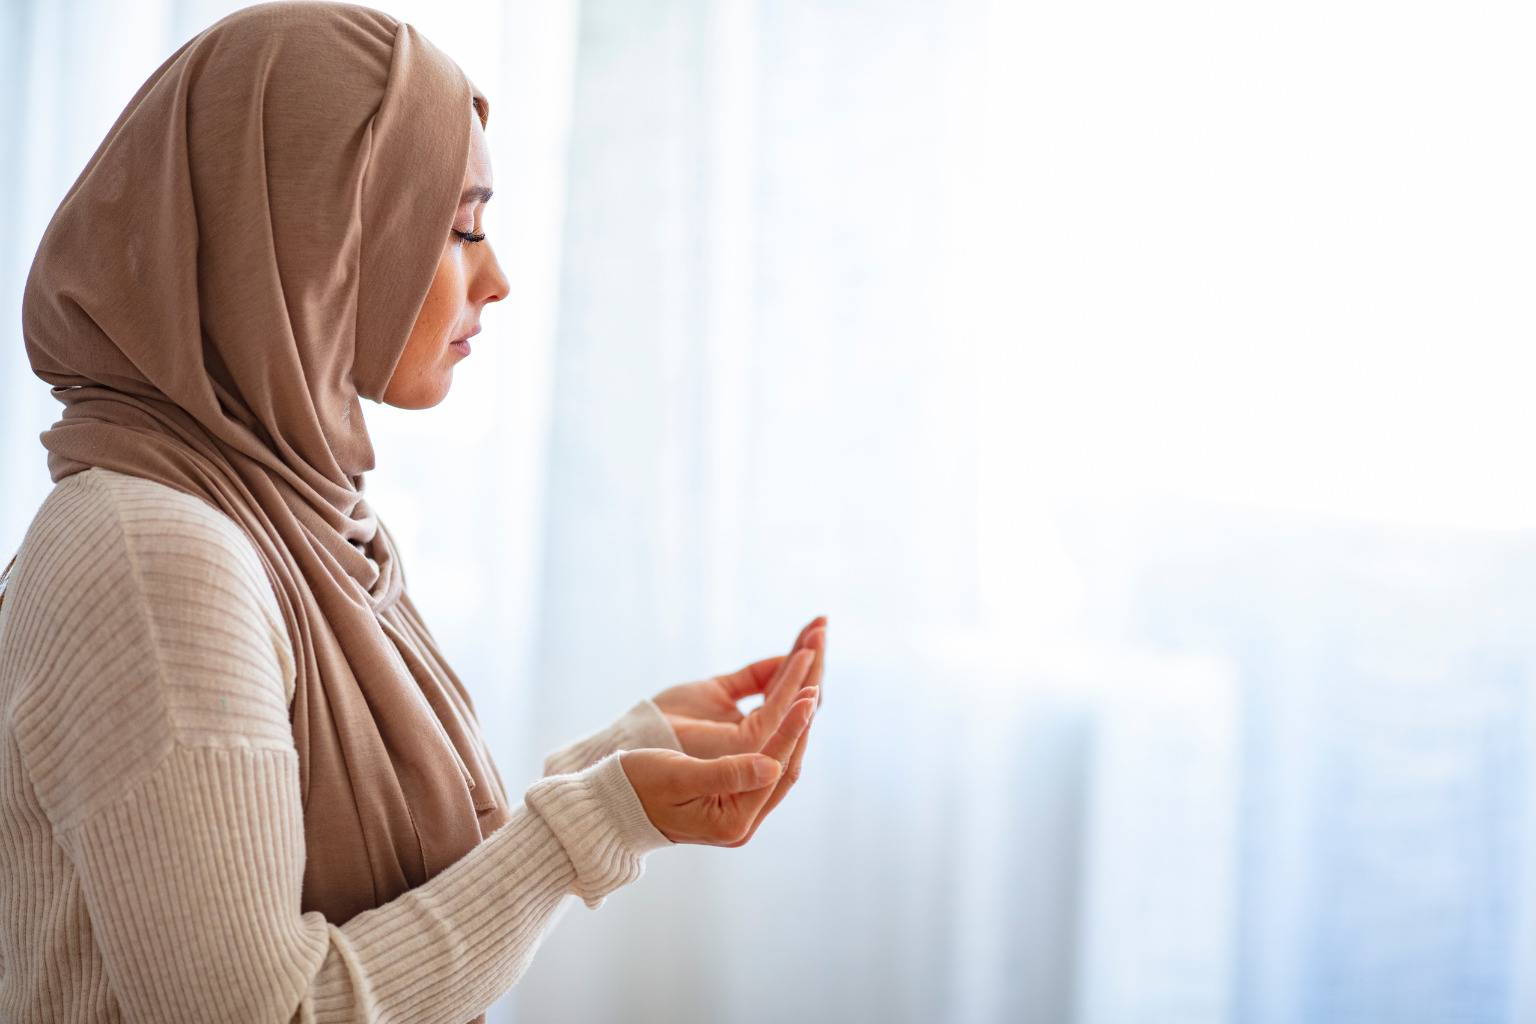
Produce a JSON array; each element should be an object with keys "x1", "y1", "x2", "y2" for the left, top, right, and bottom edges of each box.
[
  {"x1": 704, "y1": 800, "x2": 731, "y2": 832},
  {"x1": 707, "y1": 808, "x2": 752, "y2": 845}
]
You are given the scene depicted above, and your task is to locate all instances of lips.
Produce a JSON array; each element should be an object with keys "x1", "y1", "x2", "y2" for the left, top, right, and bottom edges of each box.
[{"x1": 449, "y1": 324, "x2": 480, "y2": 357}]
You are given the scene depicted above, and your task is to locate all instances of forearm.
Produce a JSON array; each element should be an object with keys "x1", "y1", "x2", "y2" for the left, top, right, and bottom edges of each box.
[
  {"x1": 69, "y1": 747, "x2": 665, "y2": 1024},
  {"x1": 312, "y1": 753, "x2": 668, "y2": 1019},
  {"x1": 543, "y1": 699, "x2": 682, "y2": 777}
]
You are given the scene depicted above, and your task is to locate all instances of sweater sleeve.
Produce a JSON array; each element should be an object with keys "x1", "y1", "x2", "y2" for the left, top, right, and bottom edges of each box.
[
  {"x1": 542, "y1": 699, "x2": 684, "y2": 778},
  {"x1": 5, "y1": 470, "x2": 669, "y2": 1024},
  {"x1": 63, "y1": 748, "x2": 666, "y2": 1023}
]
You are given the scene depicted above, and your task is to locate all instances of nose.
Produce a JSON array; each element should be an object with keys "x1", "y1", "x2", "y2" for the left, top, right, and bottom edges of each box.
[{"x1": 476, "y1": 244, "x2": 508, "y2": 306}]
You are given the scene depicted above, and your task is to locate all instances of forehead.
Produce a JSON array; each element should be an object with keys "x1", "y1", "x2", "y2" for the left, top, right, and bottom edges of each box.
[{"x1": 463, "y1": 118, "x2": 492, "y2": 187}]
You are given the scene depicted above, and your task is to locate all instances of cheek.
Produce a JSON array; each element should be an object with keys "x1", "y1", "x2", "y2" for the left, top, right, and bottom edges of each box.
[
  {"x1": 415, "y1": 260, "x2": 464, "y2": 355},
  {"x1": 385, "y1": 249, "x2": 469, "y2": 407}
]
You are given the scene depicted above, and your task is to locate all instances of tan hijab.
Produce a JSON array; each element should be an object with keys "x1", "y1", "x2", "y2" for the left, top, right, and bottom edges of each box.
[{"x1": 21, "y1": 1, "x2": 512, "y2": 926}]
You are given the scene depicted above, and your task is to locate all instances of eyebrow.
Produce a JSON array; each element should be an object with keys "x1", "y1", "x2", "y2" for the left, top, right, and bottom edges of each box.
[{"x1": 460, "y1": 186, "x2": 493, "y2": 205}]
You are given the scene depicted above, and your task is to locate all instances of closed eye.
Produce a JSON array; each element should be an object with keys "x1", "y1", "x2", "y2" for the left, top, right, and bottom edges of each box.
[{"x1": 453, "y1": 228, "x2": 486, "y2": 244}]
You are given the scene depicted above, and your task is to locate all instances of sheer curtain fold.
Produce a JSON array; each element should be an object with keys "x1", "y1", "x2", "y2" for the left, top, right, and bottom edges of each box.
[
  {"x1": 518, "y1": 2, "x2": 1236, "y2": 1022},
  {"x1": 517, "y1": 0, "x2": 1536, "y2": 1022}
]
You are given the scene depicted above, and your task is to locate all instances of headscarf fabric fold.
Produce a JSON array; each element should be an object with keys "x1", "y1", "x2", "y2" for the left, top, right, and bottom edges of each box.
[{"x1": 22, "y1": 1, "x2": 512, "y2": 927}]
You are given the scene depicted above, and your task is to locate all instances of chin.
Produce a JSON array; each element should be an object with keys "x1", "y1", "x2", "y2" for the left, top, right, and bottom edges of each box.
[
  {"x1": 384, "y1": 374, "x2": 453, "y2": 411},
  {"x1": 420, "y1": 377, "x2": 453, "y2": 409}
]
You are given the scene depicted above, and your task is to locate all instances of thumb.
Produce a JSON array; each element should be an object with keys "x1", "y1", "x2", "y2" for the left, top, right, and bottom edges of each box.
[{"x1": 680, "y1": 753, "x2": 781, "y2": 798}]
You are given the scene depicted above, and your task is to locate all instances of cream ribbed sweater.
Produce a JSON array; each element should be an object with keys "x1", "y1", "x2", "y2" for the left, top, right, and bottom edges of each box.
[{"x1": 0, "y1": 468, "x2": 680, "y2": 1023}]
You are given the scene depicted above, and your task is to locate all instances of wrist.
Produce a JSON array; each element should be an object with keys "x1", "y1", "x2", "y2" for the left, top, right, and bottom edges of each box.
[{"x1": 525, "y1": 752, "x2": 672, "y2": 908}]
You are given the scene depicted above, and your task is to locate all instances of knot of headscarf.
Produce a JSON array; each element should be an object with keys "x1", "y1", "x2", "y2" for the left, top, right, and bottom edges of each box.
[{"x1": 22, "y1": 0, "x2": 511, "y2": 926}]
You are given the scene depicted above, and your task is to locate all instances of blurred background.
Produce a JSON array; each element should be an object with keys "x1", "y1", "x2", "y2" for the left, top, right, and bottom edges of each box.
[{"x1": 3, "y1": 0, "x2": 1535, "y2": 1021}]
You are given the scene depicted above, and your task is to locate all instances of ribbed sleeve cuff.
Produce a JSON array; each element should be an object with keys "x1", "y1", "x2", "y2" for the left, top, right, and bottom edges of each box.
[
  {"x1": 542, "y1": 699, "x2": 684, "y2": 777},
  {"x1": 524, "y1": 752, "x2": 673, "y2": 908}
]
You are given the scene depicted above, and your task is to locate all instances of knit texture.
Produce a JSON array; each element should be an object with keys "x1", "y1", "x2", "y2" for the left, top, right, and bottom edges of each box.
[{"x1": 0, "y1": 468, "x2": 678, "y2": 1023}]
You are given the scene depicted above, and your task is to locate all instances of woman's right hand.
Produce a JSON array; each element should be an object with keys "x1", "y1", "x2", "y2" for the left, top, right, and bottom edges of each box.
[{"x1": 621, "y1": 682, "x2": 818, "y2": 847}]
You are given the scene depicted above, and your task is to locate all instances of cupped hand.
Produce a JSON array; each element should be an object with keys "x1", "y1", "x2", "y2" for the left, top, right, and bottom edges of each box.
[
  {"x1": 634, "y1": 616, "x2": 827, "y2": 846},
  {"x1": 622, "y1": 687, "x2": 818, "y2": 846},
  {"x1": 652, "y1": 616, "x2": 827, "y2": 760}
]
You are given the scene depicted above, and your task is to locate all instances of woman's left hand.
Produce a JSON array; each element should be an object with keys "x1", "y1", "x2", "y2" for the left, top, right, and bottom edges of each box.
[{"x1": 652, "y1": 616, "x2": 827, "y2": 761}]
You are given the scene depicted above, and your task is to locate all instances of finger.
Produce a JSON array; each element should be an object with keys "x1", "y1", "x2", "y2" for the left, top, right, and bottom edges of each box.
[
  {"x1": 716, "y1": 655, "x2": 786, "y2": 701},
  {"x1": 676, "y1": 752, "x2": 781, "y2": 799},
  {"x1": 758, "y1": 647, "x2": 799, "y2": 704},
  {"x1": 790, "y1": 615, "x2": 827, "y2": 653},
  {"x1": 726, "y1": 697, "x2": 815, "y2": 833},
  {"x1": 733, "y1": 723, "x2": 812, "y2": 846},
  {"x1": 742, "y1": 649, "x2": 814, "y2": 745},
  {"x1": 759, "y1": 694, "x2": 816, "y2": 765},
  {"x1": 762, "y1": 633, "x2": 818, "y2": 706},
  {"x1": 769, "y1": 647, "x2": 814, "y2": 711},
  {"x1": 802, "y1": 627, "x2": 826, "y2": 707},
  {"x1": 761, "y1": 616, "x2": 825, "y2": 701},
  {"x1": 762, "y1": 720, "x2": 812, "y2": 816}
]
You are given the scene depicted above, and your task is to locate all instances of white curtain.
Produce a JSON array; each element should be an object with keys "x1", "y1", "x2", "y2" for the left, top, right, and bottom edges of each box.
[{"x1": 3, "y1": 2, "x2": 1535, "y2": 1023}]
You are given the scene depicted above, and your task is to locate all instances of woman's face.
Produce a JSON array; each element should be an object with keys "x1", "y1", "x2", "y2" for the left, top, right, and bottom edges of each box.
[{"x1": 382, "y1": 111, "x2": 508, "y2": 409}]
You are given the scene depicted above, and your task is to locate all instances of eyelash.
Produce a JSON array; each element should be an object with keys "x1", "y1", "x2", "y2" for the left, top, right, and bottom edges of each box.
[{"x1": 453, "y1": 228, "x2": 486, "y2": 244}]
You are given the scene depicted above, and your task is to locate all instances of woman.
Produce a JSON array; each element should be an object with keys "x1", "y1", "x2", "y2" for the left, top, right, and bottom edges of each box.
[{"x1": 0, "y1": 3, "x2": 824, "y2": 1021}]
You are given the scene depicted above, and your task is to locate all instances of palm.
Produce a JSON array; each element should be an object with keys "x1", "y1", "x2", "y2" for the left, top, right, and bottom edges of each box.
[
  {"x1": 657, "y1": 676, "x2": 749, "y2": 722},
  {"x1": 654, "y1": 667, "x2": 779, "y2": 759},
  {"x1": 654, "y1": 618, "x2": 826, "y2": 760}
]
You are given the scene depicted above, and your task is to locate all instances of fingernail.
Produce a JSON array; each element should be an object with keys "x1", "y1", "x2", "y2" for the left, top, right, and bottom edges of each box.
[{"x1": 754, "y1": 756, "x2": 781, "y2": 786}]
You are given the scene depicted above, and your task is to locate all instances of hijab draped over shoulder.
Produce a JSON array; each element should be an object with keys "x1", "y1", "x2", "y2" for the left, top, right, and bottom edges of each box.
[{"x1": 21, "y1": 0, "x2": 512, "y2": 925}]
